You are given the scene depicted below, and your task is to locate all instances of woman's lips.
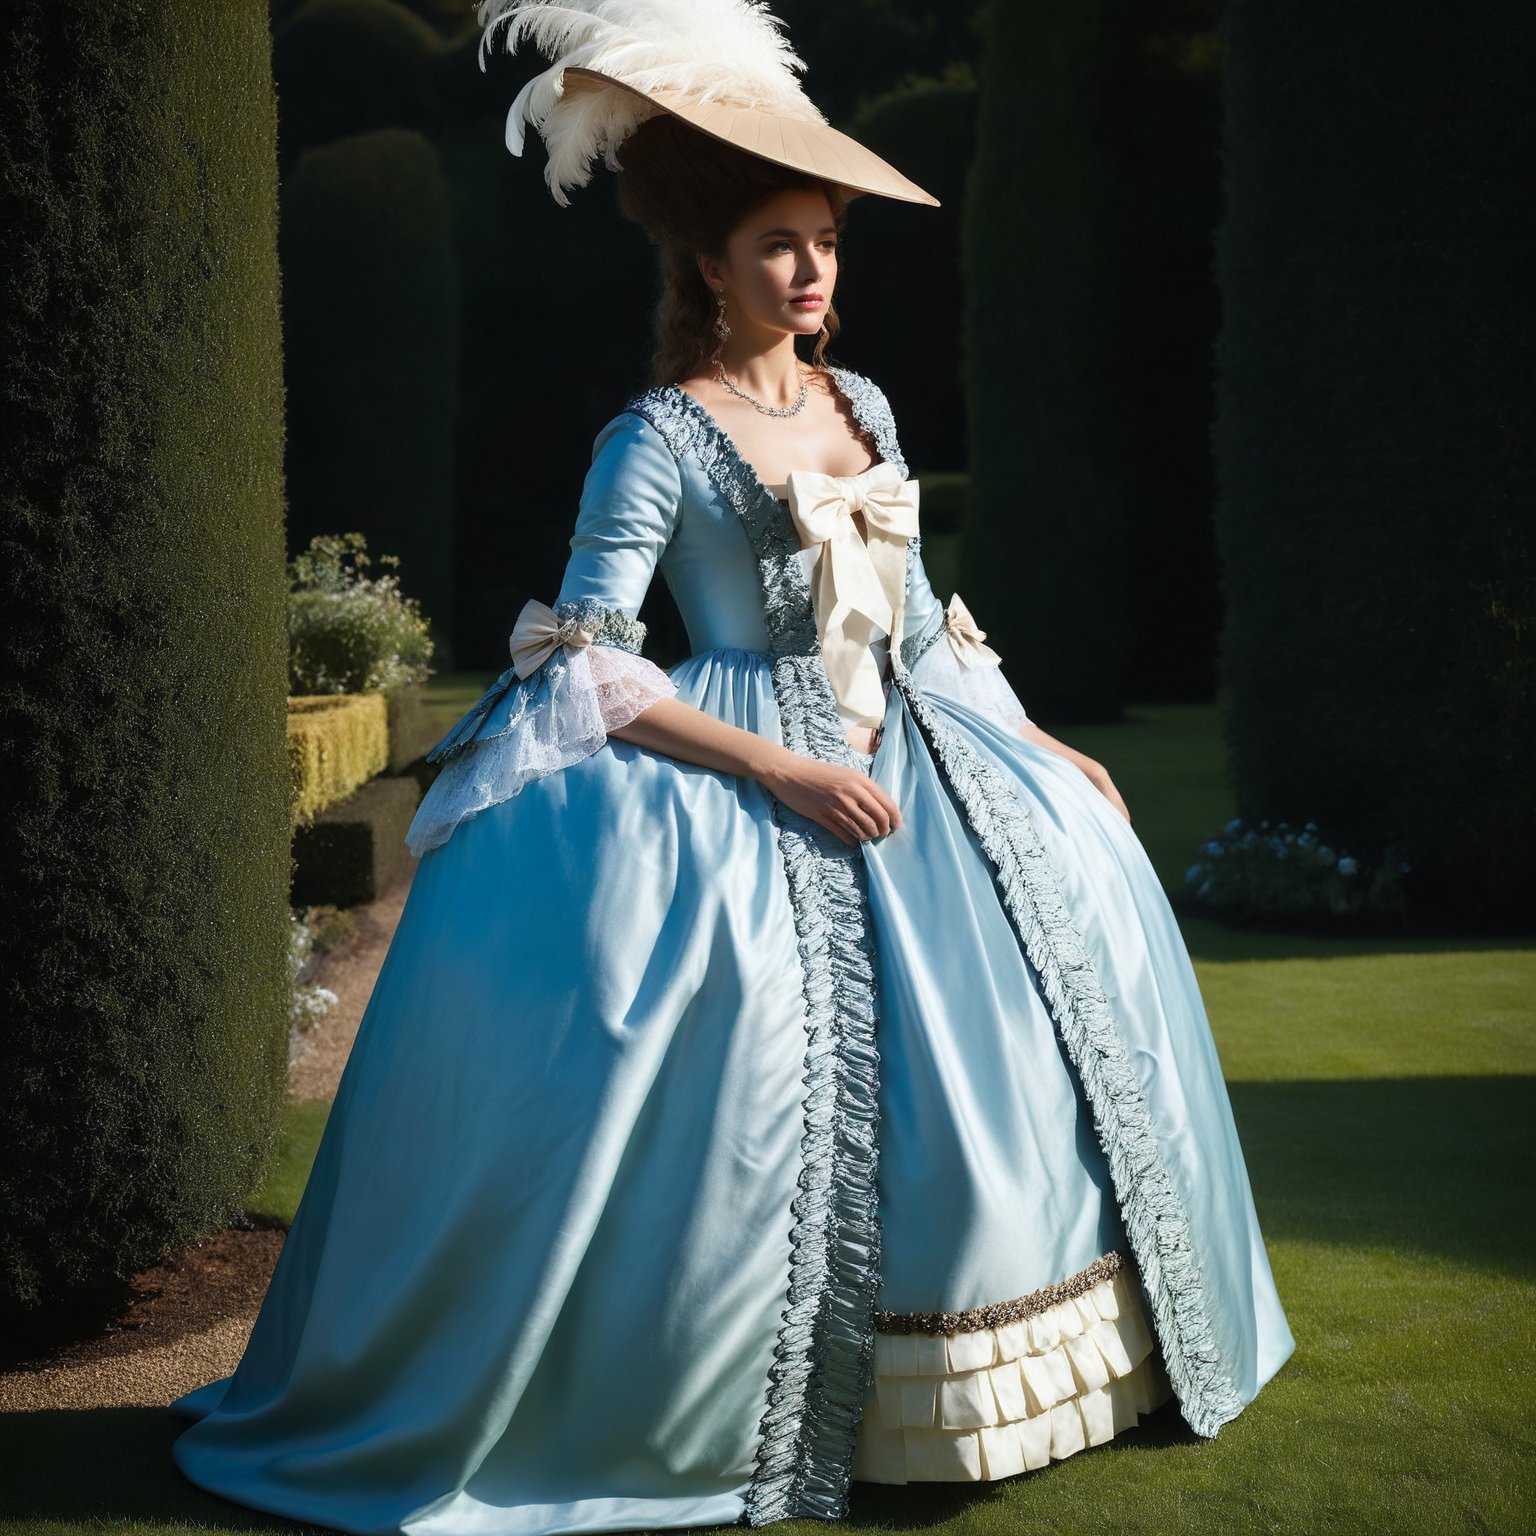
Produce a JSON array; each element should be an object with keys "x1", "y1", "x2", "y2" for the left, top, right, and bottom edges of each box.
[{"x1": 789, "y1": 296, "x2": 824, "y2": 307}]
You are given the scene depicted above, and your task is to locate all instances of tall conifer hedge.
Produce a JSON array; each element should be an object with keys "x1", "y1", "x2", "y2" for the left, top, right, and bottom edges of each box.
[
  {"x1": 0, "y1": 1, "x2": 291, "y2": 1310},
  {"x1": 1213, "y1": 0, "x2": 1535, "y2": 928},
  {"x1": 281, "y1": 127, "x2": 460, "y2": 658},
  {"x1": 959, "y1": 0, "x2": 1125, "y2": 723}
]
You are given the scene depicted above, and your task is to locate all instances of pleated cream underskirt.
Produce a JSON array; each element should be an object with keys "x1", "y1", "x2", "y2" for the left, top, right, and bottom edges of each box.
[{"x1": 851, "y1": 1262, "x2": 1174, "y2": 1484}]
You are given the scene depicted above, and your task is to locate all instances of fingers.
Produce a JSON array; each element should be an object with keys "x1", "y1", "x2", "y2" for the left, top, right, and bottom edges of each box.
[
  {"x1": 839, "y1": 799, "x2": 886, "y2": 842},
  {"x1": 827, "y1": 815, "x2": 860, "y2": 847},
  {"x1": 787, "y1": 762, "x2": 904, "y2": 845},
  {"x1": 830, "y1": 783, "x2": 901, "y2": 844}
]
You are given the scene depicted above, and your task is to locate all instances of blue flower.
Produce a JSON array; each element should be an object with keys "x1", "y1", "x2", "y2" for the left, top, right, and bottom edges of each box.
[
  {"x1": 1224, "y1": 817, "x2": 1243, "y2": 834},
  {"x1": 1337, "y1": 855, "x2": 1358, "y2": 876},
  {"x1": 1304, "y1": 821, "x2": 1319, "y2": 833},
  {"x1": 1185, "y1": 863, "x2": 1205, "y2": 885},
  {"x1": 1319, "y1": 846, "x2": 1335, "y2": 865},
  {"x1": 1197, "y1": 880, "x2": 1213, "y2": 898},
  {"x1": 1202, "y1": 840, "x2": 1224, "y2": 857}
]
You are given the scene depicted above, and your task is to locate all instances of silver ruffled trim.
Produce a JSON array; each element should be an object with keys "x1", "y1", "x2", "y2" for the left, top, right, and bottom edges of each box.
[
  {"x1": 888, "y1": 644, "x2": 1244, "y2": 1439},
  {"x1": 899, "y1": 538, "x2": 946, "y2": 672},
  {"x1": 624, "y1": 368, "x2": 894, "y2": 1525}
]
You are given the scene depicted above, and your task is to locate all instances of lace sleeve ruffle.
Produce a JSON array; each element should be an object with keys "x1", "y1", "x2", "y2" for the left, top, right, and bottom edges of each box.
[
  {"x1": 404, "y1": 602, "x2": 675, "y2": 857},
  {"x1": 910, "y1": 637, "x2": 1031, "y2": 734},
  {"x1": 907, "y1": 592, "x2": 1031, "y2": 736}
]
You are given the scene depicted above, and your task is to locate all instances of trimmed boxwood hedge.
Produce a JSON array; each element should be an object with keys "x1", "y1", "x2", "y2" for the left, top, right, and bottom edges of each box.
[
  {"x1": 288, "y1": 694, "x2": 392, "y2": 826},
  {"x1": 291, "y1": 776, "x2": 421, "y2": 909},
  {"x1": 0, "y1": 1, "x2": 291, "y2": 1310}
]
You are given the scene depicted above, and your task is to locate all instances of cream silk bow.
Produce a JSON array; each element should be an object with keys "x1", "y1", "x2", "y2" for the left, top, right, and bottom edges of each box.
[
  {"x1": 508, "y1": 597, "x2": 597, "y2": 679},
  {"x1": 944, "y1": 592, "x2": 1003, "y2": 668},
  {"x1": 785, "y1": 461, "x2": 921, "y2": 728}
]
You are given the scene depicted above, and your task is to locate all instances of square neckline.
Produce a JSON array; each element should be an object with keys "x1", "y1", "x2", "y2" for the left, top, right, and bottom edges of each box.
[{"x1": 664, "y1": 367, "x2": 891, "y2": 509}]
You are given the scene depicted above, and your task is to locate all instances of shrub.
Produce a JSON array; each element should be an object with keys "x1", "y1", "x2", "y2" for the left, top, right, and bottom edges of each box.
[
  {"x1": 1184, "y1": 817, "x2": 1412, "y2": 928},
  {"x1": 288, "y1": 532, "x2": 435, "y2": 694},
  {"x1": 288, "y1": 909, "x2": 339, "y2": 1043}
]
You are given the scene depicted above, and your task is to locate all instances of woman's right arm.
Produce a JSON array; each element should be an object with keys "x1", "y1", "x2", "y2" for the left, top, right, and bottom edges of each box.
[
  {"x1": 608, "y1": 700, "x2": 901, "y2": 848},
  {"x1": 410, "y1": 410, "x2": 900, "y2": 854}
]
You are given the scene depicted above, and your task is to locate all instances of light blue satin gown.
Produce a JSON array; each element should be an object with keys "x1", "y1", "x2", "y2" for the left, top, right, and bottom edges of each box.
[{"x1": 168, "y1": 367, "x2": 1294, "y2": 1535}]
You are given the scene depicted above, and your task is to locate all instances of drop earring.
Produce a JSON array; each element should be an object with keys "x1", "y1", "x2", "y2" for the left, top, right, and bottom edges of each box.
[{"x1": 710, "y1": 289, "x2": 730, "y2": 370}]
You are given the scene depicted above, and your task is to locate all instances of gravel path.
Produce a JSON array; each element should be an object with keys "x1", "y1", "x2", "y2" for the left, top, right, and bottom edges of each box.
[{"x1": 0, "y1": 859, "x2": 418, "y2": 1414}]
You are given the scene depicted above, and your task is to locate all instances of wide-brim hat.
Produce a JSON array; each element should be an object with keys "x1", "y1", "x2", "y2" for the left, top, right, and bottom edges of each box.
[
  {"x1": 560, "y1": 66, "x2": 940, "y2": 207},
  {"x1": 477, "y1": 0, "x2": 940, "y2": 209}
]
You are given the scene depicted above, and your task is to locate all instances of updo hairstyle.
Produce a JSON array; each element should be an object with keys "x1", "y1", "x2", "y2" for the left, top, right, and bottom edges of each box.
[{"x1": 614, "y1": 112, "x2": 849, "y2": 387}]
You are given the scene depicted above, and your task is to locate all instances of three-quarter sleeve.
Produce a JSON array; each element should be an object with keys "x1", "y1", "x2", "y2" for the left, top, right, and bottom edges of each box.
[
  {"x1": 405, "y1": 413, "x2": 683, "y2": 856},
  {"x1": 901, "y1": 542, "x2": 1031, "y2": 736}
]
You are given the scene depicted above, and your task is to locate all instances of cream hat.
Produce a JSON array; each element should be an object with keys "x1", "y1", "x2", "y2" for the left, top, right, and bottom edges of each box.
[{"x1": 477, "y1": 0, "x2": 941, "y2": 209}]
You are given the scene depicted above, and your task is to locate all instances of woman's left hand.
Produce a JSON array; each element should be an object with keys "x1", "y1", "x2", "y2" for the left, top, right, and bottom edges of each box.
[{"x1": 1084, "y1": 762, "x2": 1131, "y2": 825}]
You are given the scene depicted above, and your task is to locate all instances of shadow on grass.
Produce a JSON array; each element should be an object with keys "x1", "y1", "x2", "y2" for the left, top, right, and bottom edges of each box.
[
  {"x1": 1229, "y1": 1075, "x2": 1536, "y2": 1274},
  {"x1": 0, "y1": 1396, "x2": 1198, "y2": 1535},
  {"x1": 0, "y1": 1405, "x2": 328, "y2": 1532},
  {"x1": 844, "y1": 1398, "x2": 1198, "y2": 1529},
  {"x1": 1174, "y1": 913, "x2": 1536, "y2": 965},
  {"x1": 4, "y1": 1076, "x2": 1525, "y2": 1530}
]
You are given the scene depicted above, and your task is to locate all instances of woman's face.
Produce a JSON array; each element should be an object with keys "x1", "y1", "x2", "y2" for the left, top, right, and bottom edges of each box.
[{"x1": 703, "y1": 185, "x2": 838, "y2": 342}]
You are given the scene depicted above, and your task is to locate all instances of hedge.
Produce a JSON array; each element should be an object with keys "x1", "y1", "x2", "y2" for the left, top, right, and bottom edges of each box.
[
  {"x1": 288, "y1": 694, "x2": 392, "y2": 827},
  {"x1": 0, "y1": 0, "x2": 290, "y2": 1310}
]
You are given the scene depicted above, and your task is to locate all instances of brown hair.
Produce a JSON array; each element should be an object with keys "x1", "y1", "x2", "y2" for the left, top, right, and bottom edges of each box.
[{"x1": 614, "y1": 113, "x2": 849, "y2": 387}]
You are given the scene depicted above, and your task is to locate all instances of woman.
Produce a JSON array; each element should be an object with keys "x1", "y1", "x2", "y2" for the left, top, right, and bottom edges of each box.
[{"x1": 169, "y1": 4, "x2": 1294, "y2": 1532}]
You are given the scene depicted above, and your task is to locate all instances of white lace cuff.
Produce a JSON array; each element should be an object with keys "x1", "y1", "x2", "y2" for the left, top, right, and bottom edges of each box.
[
  {"x1": 405, "y1": 643, "x2": 675, "y2": 856},
  {"x1": 910, "y1": 631, "x2": 1030, "y2": 735}
]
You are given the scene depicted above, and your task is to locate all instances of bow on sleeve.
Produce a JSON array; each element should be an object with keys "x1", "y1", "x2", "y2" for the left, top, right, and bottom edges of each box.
[
  {"x1": 508, "y1": 598, "x2": 598, "y2": 679},
  {"x1": 785, "y1": 461, "x2": 921, "y2": 729},
  {"x1": 944, "y1": 592, "x2": 1003, "y2": 668}
]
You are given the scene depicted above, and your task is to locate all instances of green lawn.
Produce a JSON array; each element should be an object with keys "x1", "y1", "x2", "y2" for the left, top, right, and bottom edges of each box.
[{"x1": 3, "y1": 704, "x2": 1532, "y2": 1536}]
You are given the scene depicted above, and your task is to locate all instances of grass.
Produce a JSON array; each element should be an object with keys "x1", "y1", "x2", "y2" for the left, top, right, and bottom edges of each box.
[
  {"x1": 243, "y1": 1098, "x2": 332, "y2": 1229},
  {"x1": 420, "y1": 669, "x2": 502, "y2": 718},
  {"x1": 2, "y1": 703, "x2": 1532, "y2": 1536}
]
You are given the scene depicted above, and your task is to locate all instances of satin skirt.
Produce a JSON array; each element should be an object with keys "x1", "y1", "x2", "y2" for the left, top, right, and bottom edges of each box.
[{"x1": 168, "y1": 645, "x2": 1293, "y2": 1535}]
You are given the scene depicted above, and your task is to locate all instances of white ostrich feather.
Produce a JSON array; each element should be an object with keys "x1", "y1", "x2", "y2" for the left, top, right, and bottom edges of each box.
[{"x1": 477, "y1": 0, "x2": 825, "y2": 206}]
